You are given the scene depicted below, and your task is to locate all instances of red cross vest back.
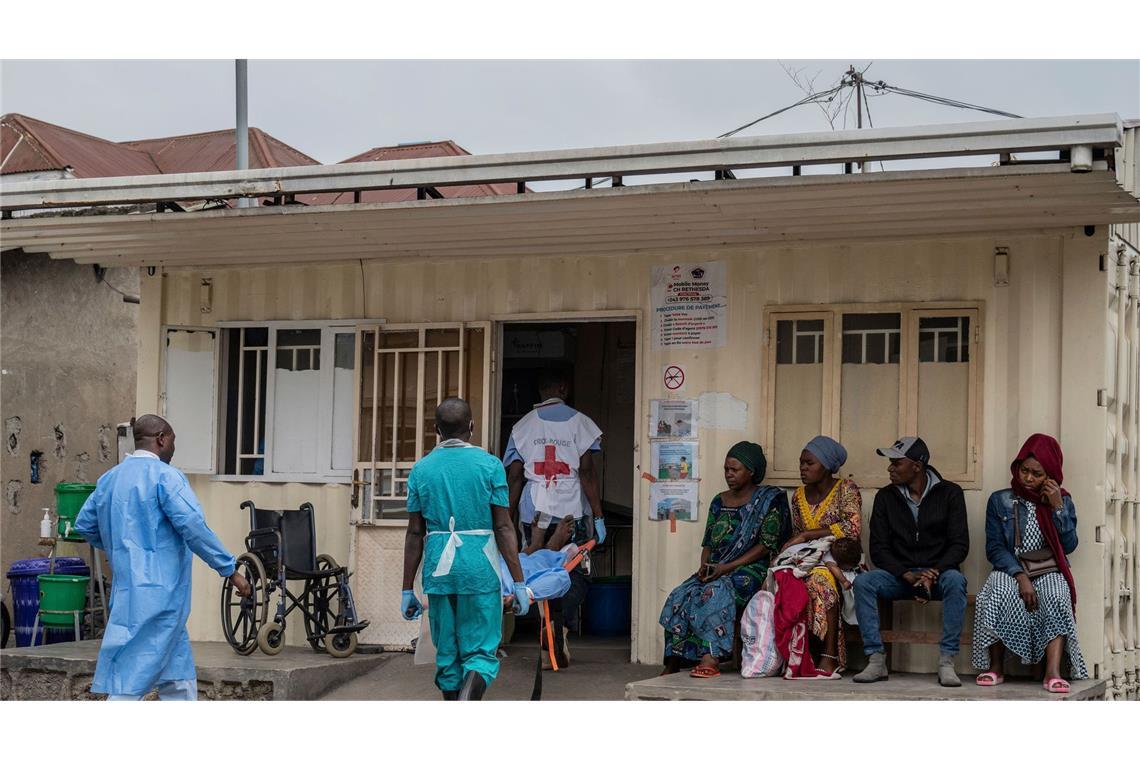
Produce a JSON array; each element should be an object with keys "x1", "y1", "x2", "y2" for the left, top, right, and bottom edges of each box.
[{"x1": 510, "y1": 401, "x2": 603, "y2": 520}]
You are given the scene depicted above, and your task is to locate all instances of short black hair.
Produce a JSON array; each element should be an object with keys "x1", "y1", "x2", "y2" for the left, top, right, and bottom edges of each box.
[
  {"x1": 132, "y1": 414, "x2": 172, "y2": 443},
  {"x1": 435, "y1": 397, "x2": 472, "y2": 439},
  {"x1": 536, "y1": 367, "x2": 569, "y2": 395},
  {"x1": 830, "y1": 537, "x2": 862, "y2": 567}
]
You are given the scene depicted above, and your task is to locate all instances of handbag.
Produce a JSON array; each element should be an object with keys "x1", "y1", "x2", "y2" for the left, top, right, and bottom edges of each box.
[{"x1": 1014, "y1": 501, "x2": 1060, "y2": 579}]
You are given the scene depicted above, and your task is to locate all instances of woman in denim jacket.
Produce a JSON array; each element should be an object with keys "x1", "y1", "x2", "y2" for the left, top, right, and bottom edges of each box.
[{"x1": 971, "y1": 434, "x2": 1086, "y2": 692}]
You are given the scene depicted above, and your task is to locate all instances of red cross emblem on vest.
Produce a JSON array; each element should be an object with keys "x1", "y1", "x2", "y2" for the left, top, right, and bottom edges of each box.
[{"x1": 533, "y1": 444, "x2": 570, "y2": 486}]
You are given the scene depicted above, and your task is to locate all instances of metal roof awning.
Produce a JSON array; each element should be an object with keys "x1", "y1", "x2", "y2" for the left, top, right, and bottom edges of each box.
[{"x1": 2, "y1": 113, "x2": 1138, "y2": 268}]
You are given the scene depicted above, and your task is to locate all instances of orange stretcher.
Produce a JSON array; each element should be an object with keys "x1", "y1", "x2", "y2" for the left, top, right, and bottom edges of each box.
[{"x1": 530, "y1": 539, "x2": 595, "y2": 700}]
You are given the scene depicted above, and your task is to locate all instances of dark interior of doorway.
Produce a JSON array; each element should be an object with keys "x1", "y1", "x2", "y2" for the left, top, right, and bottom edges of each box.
[{"x1": 499, "y1": 321, "x2": 635, "y2": 658}]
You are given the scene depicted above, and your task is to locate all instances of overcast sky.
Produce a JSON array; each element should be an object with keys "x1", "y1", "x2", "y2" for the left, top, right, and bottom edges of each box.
[{"x1": 1, "y1": 60, "x2": 1137, "y2": 164}]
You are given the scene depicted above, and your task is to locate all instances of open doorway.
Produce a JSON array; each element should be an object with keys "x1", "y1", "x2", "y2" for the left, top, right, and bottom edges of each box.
[{"x1": 497, "y1": 320, "x2": 637, "y2": 660}]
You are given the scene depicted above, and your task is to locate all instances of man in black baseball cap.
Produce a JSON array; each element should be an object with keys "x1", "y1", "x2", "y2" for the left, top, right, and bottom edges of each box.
[{"x1": 852, "y1": 436, "x2": 970, "y2": 688}]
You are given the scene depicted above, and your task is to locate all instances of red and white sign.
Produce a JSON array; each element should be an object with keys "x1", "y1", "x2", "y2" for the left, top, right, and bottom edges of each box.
[{"x1": 663, "y1": 365, "x2": 686, "y2": 391}]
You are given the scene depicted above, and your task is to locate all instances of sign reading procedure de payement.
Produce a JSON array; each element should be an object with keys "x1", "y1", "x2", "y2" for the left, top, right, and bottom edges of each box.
[{"x1": 650, "y1": 262, "x2": 727, "y2": 350}]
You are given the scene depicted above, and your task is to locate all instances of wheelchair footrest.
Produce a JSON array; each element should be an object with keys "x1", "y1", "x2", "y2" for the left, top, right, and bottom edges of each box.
[{"x1": 327, "y1": 620, "x2": 369, "y2": 635}]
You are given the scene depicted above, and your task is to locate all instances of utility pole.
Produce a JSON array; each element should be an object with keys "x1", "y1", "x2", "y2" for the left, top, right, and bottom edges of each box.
[
  {"x1": 848, "y1": 64, "x2": 866, "y2": 172},
  {"x1": 235, "y1": 59, "x2": 251, "y2": 208}
]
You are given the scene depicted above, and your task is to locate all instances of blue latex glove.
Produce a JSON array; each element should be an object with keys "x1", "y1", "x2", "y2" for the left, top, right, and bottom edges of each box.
[
  {"x1": 511, "y1": 581, "x2": 531, "y2": 617},
  {"x1": 401, "y1": 589, "x2": 423, "y2": 620},
  {"x1": 594, "y1": 516, "x2": 607, "y2": 545}
]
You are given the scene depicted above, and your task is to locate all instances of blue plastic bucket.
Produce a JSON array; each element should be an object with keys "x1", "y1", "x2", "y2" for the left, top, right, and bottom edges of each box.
[
  {"x1": 584, "y1": 576, "x2": 631, "y2": 637},
  {"x1": 6, "y1": 557, "x2": 90, "y2": 646}
]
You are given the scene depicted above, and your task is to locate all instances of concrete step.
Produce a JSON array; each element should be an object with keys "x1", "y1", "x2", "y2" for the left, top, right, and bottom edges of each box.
[
  {"x1": 1, "y1": 639, "x2": 388, "y2": 700},
  {"x1": 625, "y1": 671, "x2": 1106, "y2": 701}
]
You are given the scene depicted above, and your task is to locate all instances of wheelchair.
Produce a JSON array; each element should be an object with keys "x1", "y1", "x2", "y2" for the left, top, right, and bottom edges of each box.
[{"x1": 221, "y1": 501, "x2": 368, "y2": 658}]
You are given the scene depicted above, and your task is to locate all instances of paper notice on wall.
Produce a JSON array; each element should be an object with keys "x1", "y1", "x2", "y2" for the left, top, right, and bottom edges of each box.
[
  {"x1": 651, "y1": 261, "x2": 727, "y2": 350},
  {"x1": 696, "y1": 392, "x2": 748, "y2": 431},
  {"x1": 649, "y1": 398, "x2": 698, "y2": 438},
  {"x1": 651, "y1": 440, "x2": 698, "y2": 481},
  {"x1": 649, "y1": 481, "x2": 700, "y2": 522}
]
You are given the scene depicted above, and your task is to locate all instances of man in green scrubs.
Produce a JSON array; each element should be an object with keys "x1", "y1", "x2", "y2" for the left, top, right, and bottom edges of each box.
[{"x1": 401, "y1": 397, "x2": 529, "y2": 700}]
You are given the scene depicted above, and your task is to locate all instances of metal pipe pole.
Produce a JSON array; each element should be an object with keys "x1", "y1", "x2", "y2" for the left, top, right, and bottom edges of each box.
[{"x1": 235, "y1": 60, "x2": 250, "y2": 209}]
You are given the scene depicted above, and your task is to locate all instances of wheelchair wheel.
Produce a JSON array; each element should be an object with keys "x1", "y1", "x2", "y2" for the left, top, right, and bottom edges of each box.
[
  {"x1": 303, "y1": 554, "x2": 342, "y2": 653},
  {"x1": 324, "y1": 630, "x2": 358, "y2": 658},
  {"x1": 257, "y1": 620, "x2": 286, "y2": 655},
  {"x1": 222, "y1": 552, "x2": 268, "y2": 656}
]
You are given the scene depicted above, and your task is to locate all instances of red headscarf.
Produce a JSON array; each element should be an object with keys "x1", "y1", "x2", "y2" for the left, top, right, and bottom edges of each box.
[{"x1": 1010, "y1": 433, "x2": 1076, "y2": 609}]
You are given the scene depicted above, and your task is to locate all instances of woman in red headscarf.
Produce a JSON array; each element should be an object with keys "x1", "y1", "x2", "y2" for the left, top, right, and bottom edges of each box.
[{"x1": 971, "y1": 434, "x2": 1086, "y2": 692}]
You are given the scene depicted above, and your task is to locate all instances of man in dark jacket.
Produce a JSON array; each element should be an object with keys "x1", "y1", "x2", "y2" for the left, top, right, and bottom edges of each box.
[{"x1": 852, "y1": 437, "x2": 969, "y2": 687}]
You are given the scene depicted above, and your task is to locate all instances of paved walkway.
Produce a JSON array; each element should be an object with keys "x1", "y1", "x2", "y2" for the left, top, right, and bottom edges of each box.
[{"x1": 321, "y1": 636, "x2": 656, "y2": 701}]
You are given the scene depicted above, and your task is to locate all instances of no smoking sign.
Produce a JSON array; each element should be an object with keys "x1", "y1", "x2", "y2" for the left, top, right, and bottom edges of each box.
[{"x1": 663, "y1": 364, "x2": 686, "y2": 392}]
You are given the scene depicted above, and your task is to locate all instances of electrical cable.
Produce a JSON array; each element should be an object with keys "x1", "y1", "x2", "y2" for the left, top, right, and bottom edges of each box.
[
  {"x1": 873, "y1": 83, "x2": 1021, "y2": 119},
  {"x1": 717, "y1": 83, "x2": 847, "y2": 139}
]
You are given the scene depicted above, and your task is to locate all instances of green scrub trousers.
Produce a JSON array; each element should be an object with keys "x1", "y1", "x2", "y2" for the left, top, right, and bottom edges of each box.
[{"x1": 428, "y1": 591, "x2": 503, "y2": 691}]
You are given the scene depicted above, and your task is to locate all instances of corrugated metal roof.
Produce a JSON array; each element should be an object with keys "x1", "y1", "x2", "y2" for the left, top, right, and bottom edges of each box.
[
  {"x1": 1, "y1": 114, "x2": 162, "y2": 178},
  {"x1": 1, "y1": 115, "x2": 517, "y2": 203},
  {"x1": 296, "y1": 140, "x2": 520, "y2": 205},
  {"x1": 121, "y1": 127, "x2": 320, "y2": 172}
]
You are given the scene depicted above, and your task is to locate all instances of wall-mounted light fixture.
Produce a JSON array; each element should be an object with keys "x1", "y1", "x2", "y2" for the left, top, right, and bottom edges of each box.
[{"x1": 994, "y1": 246, "x2": 1010, "y2": 287}]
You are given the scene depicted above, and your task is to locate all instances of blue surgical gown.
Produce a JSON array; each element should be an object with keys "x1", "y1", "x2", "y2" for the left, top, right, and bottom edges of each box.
[{"x1": 75, "y1": 455, "x2": 236, "y2": 695}]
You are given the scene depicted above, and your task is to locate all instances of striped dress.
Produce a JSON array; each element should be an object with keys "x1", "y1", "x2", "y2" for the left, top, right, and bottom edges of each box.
[{"x1": 972, "y1": 502, "x2": 1087, "y2": 678}]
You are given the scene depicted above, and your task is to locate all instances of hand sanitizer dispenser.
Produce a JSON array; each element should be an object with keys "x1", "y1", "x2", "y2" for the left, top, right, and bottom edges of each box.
[{"x1": 40, "y1": 508, "x2": 53, "y2": 539}]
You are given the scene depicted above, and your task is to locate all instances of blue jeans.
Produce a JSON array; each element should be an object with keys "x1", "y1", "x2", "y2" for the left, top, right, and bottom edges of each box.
[{"x1": 853, "y1": 568, "x2": 967, "y2": 656}]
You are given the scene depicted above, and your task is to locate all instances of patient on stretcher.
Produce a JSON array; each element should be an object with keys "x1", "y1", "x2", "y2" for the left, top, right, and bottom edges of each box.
[{"x1": 500, "y1": 515, "x2": 580, "y2": 606}]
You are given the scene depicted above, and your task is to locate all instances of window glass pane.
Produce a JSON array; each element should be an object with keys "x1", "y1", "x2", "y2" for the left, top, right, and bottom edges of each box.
[
  {"x1": 776, "y1": 321, "x2": 794, "y2": 364},
  {"x1": 331, "y1": 333, "x2": 355, "y2": 471},
  {"x1": 919, "y1": 316, "x2": 969, "y2": 363},
  {"x1": 465, "y1": 328, "x2": 486, "y2": 447},
  {"x1": 426, "y1": 328, "x2": 461, "y2": 348},
  {"x1": 244, "y1": 327, "x2": 268, "y2": 347},
  {"x1": 272, "y1": 330, "x2": 320, "y2": 475},
  {"x1": 357, "y1": 331, "x2": 376, "y2": 462},
  {"x1": 379, "y1": 330, "x2": 419, "y2": 349},
  {"x1": 397, "y1": 351, "x2": 418, "y2": 460},
  {"x1": 917, "y1": 315, "x2": 971, "y2": 473},
  {"x1": 842, "y1": 313, "x2": 900, "y2": 365},
  {"x1": 773, "y1": 319, "x2": 824, "y2": 472},
  {"x1": 423, "y1": 351, "x2": 440, "y2": 453}
]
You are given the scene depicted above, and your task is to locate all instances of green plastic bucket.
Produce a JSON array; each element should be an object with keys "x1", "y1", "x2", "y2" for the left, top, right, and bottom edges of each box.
[
  {"x1": 55, "y1": 482, "x2": 95, "y2": 540},
  {"x1": 38, "y1": 574, "x2": 89, "y2": 626}
]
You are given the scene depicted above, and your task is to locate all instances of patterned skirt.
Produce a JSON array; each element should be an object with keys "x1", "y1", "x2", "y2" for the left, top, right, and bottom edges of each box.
[
  {"x1": 803, "y1": 567, "x2": 847, "y2": 669},
  {"x1": 971, "y1": 569, "x2": 1087, "y2": 678}
]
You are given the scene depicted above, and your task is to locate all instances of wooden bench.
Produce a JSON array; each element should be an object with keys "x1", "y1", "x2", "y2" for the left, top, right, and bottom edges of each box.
[{"x1": 844, "y1": 595, "x2": 977, "y2": 648}]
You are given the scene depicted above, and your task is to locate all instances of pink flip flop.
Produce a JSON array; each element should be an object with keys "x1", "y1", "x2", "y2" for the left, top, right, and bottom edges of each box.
[
  {"x1": 975, "y1": 671, "x2": 1004, "y2": 686},
  {"x1": 1043, "y1": 677, "x2": 1070, "y2": 694}
]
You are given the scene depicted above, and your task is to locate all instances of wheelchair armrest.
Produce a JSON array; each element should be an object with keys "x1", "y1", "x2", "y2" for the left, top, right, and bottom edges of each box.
[{"x1": 245, "y1": 527, "x2": 282, "y2": 554}]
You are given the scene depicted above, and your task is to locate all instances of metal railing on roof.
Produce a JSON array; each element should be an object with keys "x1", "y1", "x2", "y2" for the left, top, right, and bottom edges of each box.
[{"x1": 0, "y1": 114, "x2": 1124, "y2": 213}]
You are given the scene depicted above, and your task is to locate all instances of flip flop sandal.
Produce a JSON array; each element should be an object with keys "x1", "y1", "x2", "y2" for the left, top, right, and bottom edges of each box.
[
  {"x1": 1043, "y1": 677, "x2": 1070, "y2": 694},
  {"x1": 976, "y1": 672, "x2": 1004, "y2": 686},
  {"x1": 690, "y1": 664, "x2": 721, "y2": 678}
]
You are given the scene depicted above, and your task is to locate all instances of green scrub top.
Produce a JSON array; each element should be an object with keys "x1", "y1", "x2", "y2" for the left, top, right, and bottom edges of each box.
[{"x1": 407, "y1": 443, "x2": 509, "y2": 596}]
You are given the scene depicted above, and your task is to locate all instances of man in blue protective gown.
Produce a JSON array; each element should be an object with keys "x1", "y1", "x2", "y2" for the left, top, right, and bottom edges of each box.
[
  {"x1": 401, "y1": 398, "x2": 529, "y2": 701},
  {"x1": 75, "y1": 414, "x2": 250, "y2": 700}
]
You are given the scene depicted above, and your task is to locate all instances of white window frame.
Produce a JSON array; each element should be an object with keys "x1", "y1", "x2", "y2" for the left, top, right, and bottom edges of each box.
[
  {"x1": 213, "y1": 319, "x2": 384, "y2": 484},
  {"x1": 764, "y1": 301, "x2": 983, "y2": 488}
]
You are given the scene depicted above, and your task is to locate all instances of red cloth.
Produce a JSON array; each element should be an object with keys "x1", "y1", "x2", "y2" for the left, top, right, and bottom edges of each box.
[
  {"x1": 1009, "y1": 433, "x2": 1077, "y2": 610},
  {"x1": 771, "y1": 568, "x2": 832, "y2": 679}
]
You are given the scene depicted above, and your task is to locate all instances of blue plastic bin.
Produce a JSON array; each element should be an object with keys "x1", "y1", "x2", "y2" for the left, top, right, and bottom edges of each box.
[
  {"x1": 7, "y1": 557, "x2": 89, "y2": 646},
  {"x1": 584, "y1": 576, "x2": 631, "y2": 637}
]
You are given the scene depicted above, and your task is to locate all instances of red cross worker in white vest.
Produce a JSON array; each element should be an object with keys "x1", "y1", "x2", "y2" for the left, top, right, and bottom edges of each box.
[{"x1": 503, "y1": 367, "x2": 604, "y2": 668}]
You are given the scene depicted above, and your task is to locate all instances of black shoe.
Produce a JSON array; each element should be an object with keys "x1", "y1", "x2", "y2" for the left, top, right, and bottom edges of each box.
[
  {"x1": 457, "y1": 671, "x2": 487, "y2": 701},
  {"x1": 442, "y1": 690, "x2": 459, "y2": 701}
]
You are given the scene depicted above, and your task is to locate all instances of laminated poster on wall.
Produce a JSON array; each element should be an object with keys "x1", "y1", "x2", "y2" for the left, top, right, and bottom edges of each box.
[
  {"x1": 649, "y1": 481, "x2": 700, "y2": 523},
  {"x1": 651, "y1": 440, "x2": 698, "y2": 482},
  {"x1": 649, "y1": 398, "x2": 698, "y2": 439},
  {"x1": 650, "y1": 261, "x2": 727, "y2": 350}
]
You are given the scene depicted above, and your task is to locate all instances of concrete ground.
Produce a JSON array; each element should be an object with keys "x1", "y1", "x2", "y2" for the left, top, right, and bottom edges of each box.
[
  {"x1": 1, "y1": 639, "x2": 387, "y2": 700},
  {"x1": 321, "y1": 635, "x2": 656, "y2": 701}
]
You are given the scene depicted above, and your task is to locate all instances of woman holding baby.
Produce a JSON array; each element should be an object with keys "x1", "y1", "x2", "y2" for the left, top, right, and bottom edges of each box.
[{"x1": 783, "y1": 436, "x2": 864, "y2": 674}]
